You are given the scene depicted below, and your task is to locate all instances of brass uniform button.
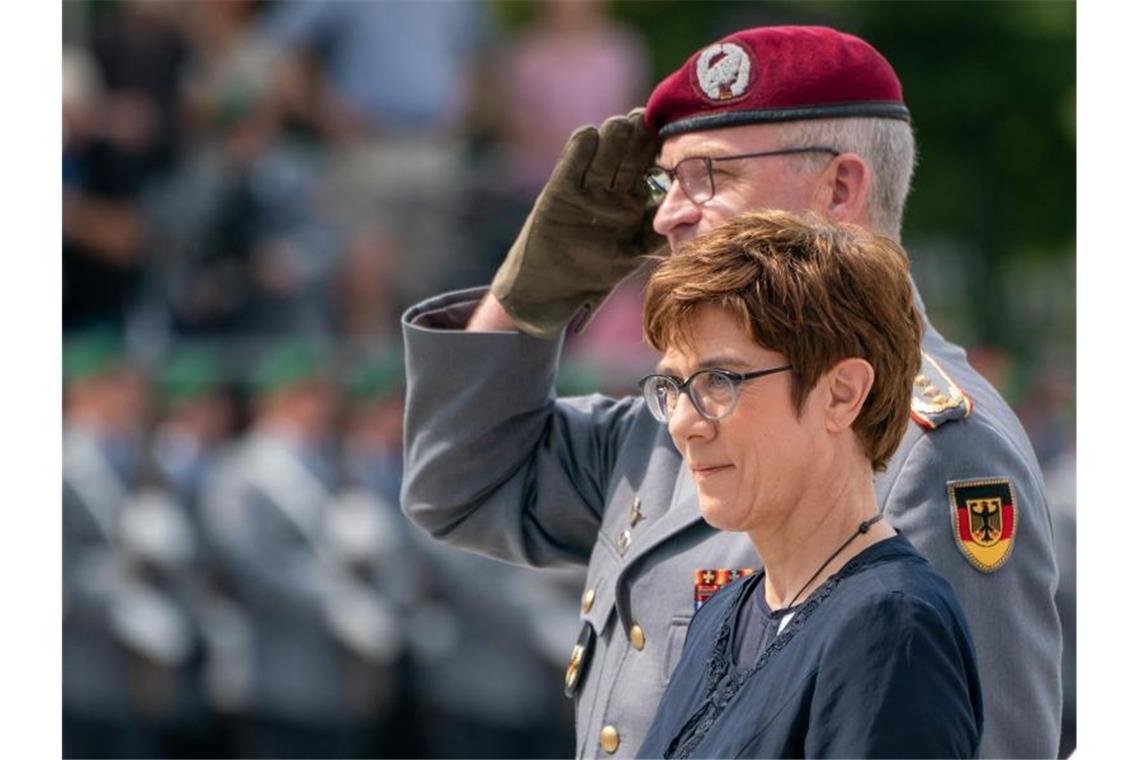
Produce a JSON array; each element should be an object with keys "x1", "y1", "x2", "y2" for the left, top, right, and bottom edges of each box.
[
  {"x1": 600, "y1": 725, "x2": 620, "y2": 754},
  {"x1": 581, "y1": 587, "x2": 596, "y2": 614},
  {"x1": 630, "y1": 624, "x2": 645, "y2": 651}
]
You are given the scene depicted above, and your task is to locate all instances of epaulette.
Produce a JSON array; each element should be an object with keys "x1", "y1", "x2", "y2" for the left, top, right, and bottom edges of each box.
[{"x1": 911, "y1": 352, "x2": 972, "y2": 430}]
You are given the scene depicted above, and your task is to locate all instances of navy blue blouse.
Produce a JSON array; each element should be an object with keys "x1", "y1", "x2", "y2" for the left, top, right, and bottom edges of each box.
[{"x1": 638, "y1": 534, "x2": 983, "y2": 759}]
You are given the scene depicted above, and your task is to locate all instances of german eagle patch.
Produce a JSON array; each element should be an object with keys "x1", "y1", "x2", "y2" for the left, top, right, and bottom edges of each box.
[{"x1": 948, "y1": 478, "x2": 1017, "y2": 573}]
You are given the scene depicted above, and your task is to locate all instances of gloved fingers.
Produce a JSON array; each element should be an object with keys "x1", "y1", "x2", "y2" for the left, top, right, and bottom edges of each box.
[
  {"x1": 615, "y1": 206, "x2": 666, "y2": 262},
  {"x1": 636, "y1": 206, "x2": 668, "y2": 255},
  {"x1": 586, "y1": 114, "x2": 635, "y2": 190},
  {"x1": 550, "y1": 124, "x2": 600, "y2": 191},
  {"x1": 613, "y1": 113, "x2": 659, "y2": 199}
]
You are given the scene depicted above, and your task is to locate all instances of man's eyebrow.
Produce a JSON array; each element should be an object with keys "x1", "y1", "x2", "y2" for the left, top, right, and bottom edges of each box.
[{"x1": 658, "y1": 144, "x2": 734, "y2": 166}]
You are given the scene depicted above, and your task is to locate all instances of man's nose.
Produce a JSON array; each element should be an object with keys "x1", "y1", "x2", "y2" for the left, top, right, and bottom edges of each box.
[{"x1": 652, "y1": 182, "x2": 702, "y2": 242}]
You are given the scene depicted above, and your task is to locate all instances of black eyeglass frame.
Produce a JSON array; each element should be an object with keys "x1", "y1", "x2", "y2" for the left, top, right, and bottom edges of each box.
[
  {"x1": 637, "y1": 365, "x2": 794, "y2": 423},
  {"x1": 644, "y1": 147, "x2": 840, "y2": 206}
]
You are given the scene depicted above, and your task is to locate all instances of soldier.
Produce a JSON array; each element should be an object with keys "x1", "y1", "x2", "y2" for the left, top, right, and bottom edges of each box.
[
  {"x1": 340, "y1": 350, "x2": 582, "y2": 757},
  {"x1": 339, "y1": 349, "x2": 426, "y2": 756},
  {"x1": 62, "y1": 332, "x2": 164, "y2": 758},
  {"x1": 401, "y1": 25, "x2": 1061, "y2": 759},
  {"x1": 145, "y1": 345, "x2": 238, "y2": 756},
  {"x1": 200, "y1": 340, "x2": 400, "y2": 759}
]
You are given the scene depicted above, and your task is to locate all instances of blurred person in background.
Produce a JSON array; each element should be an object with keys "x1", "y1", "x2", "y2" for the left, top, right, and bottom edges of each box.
[
  {"x1": 137, "y1": 0, "x2": 338, "y2": 343},
  {"x1": 334, "y1": 224, "x2": 405, "y2": 346},
  {"x1": 341, "y1": 349, "x2": 407, "y2": 510},
  {"x1": 406, "y1": 541, "x2": 581, "y2": 759},
  {"x1": 150, "y1": 346, "x2": 234, "y2": 519},
  {"x1": 401, "y1": 25, "x2": 1061, "y2": 758},
  {"x1": 339, "y1": 348, "x2": 582, "y2": 757},
  {"x1": 138, "y1": 345, "x2": 240, "y2": 757},
  {"x1": 497, "y1": 0, "x2": 649, "y2": 198},
  {"x1": 87, "y1": 1, "x2": 188, "y2": 174},
  {"x1": 62, "y1": 332, "x2": 157, "y2": 757},
  {"x1": 200, "y1": 341, "x2": 401, "y2": 759},
  {"x1": 63, "y1": 3, "x2": 190, "y2": 333},
  {"x1": 61, "y1": 48, "x2": 146, "y2": 334},
  {"x1": 263, "y1": 0, "x2": 487, "y2": 307},
  {"x1": 339, "y1": 350, "x2": 427, "y2": 756}
]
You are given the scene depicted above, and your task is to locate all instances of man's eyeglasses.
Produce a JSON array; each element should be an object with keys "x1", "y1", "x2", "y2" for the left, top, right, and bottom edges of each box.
[
  {"x1": 644, "y1": 147, "x2": 839, "y2": 206},
  {"x1": 637, "y1": 365, "x2": 793, "y2": 423}
]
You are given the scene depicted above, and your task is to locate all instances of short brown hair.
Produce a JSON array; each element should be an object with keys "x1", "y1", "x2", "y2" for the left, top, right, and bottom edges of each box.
[{"x1": 643, "y1": 210, "x2": 923, "y2": 471}]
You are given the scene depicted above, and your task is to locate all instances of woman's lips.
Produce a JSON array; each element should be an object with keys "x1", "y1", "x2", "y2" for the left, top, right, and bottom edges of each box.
[{"x1": 691, "y1": 464, "x2": 732, "y2": 481}]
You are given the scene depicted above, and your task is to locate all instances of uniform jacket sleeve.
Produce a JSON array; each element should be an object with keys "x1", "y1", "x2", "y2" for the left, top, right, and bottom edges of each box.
[
  {"x1": 880, "y1": 410, "x2": 1061, "y2": 759},
  {"x1": 805, "y1": 590, "x2": 983, "y2": 759},
  {"x1": 401, "y1": 287, "x2": 643, "y2": 568}
]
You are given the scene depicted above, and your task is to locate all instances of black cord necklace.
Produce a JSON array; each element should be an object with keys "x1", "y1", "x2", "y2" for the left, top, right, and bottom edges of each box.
[{"x1": 781, "y1": 512, "x2": 885, "y2": 610}]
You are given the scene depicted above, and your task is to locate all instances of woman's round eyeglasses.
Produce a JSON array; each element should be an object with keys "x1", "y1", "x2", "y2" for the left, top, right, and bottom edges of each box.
[{"x1": 637, "y1": 365, "x2": 793, "y2": 423}]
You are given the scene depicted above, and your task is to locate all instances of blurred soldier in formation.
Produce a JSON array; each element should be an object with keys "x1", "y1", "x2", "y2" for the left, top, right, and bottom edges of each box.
[
  {"x1": 62, "y1": 332, "x2": 172, "y2": 758},
  {"x1": 150, "y1": 346, "x2": 234, "y2": 521},
  {"x1": 143, "y1": 346, "x2": 238, "y2": 756},
  {"x1": 339, "y1": 350, "x2": 427, "y2": 756},
  {"x1": 340, "y1": 348, "x2": 581, "y2": 757},
  {"x1": 340, "y1": 349, "x2": 407, "y2": 510},
  {"x1": 405, "y1": 540, "x2": 582, "y2": 758},
  {"x1": 200, "y1": 341, "x2": 401, "y2": 758}
]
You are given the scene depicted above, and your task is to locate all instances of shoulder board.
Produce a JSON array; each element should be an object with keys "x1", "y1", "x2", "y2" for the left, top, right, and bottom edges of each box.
[{"x1": 911, "y1": 352, "x2": 973, "y2": 430}]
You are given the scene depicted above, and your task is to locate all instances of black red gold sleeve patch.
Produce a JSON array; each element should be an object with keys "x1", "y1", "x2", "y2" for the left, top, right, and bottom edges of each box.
[{"x1": 947, "y1": 477, "x2": 1017, "y2": 573}]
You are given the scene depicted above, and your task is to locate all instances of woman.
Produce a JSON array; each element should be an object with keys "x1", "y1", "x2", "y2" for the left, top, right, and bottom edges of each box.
[{"x1": 636, "y1": 210, "x2": 983, "y2": 758}]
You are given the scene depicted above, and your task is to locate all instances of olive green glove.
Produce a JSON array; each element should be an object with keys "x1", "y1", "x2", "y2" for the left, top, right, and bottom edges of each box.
[{"x1": 490, "y1": 109, "x2": 664, "y2": 339}]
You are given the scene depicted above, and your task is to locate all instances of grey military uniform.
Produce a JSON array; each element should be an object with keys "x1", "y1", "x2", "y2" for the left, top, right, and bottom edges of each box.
[
  {"x1": 402, "y1": 286, "x2": 1061, "y2": 759},
  {"x1": 63, "y1": 426, "x2": 140, "y2": 721},
  {"x1": 201, "y1": 431, "x2": 402, "y2": 725}
]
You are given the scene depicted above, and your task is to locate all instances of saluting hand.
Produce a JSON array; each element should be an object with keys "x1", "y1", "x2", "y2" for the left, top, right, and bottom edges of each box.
[{"x1": 490, "y1": 109, "x2": 665, "y2": 339}]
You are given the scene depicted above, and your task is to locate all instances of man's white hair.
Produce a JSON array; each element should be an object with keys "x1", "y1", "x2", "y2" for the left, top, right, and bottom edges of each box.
[{"x1": 775, "y1": 118, "x2": 917, "y2": 241}]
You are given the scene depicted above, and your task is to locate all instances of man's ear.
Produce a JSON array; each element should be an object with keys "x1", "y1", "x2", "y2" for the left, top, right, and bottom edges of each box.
[
  {"x1": 824, "y1": 358, "x2": 874, "y2": 433},
  {"x1": 816, "y1": 154, "x2": 870, "y2": 226}
]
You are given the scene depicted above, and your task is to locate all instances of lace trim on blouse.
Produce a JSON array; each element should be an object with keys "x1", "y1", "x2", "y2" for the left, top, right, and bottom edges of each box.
[{"x1": 662, "y1": 554, "x2": 876, "y2": 760}]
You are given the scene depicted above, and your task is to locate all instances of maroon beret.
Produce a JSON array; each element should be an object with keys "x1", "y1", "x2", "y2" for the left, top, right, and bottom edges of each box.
[{"x1": 644, "y1": 26, "x2": 909, "y2": 140}]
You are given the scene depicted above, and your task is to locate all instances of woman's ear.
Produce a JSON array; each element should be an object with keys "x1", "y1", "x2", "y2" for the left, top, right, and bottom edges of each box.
[{"x1": 824, "y1": 358, "x2": 874, "y2": 432}]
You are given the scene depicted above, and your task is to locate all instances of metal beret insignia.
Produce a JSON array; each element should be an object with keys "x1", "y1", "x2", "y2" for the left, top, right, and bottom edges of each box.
[{"x1": 694, "y1": 42, "x2": 753, "y2": 102}]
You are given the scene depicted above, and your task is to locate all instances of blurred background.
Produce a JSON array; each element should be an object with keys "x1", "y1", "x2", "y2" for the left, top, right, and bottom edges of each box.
[{"x1": 61, "y1": 1, "x2": 1075, "y2": 758}]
